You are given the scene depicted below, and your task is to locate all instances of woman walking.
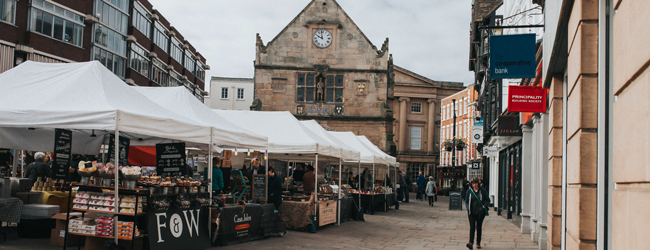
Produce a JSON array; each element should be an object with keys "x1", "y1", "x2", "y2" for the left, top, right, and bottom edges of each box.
[
  {"x1": 425, "y1": 176, "x2": 437, "y2": 206},
  {"x1": 465, "y1": 177, "x2": 490, "y2": 249}
]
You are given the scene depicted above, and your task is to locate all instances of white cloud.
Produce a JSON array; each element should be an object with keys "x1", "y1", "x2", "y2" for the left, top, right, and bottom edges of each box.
[{"x1": 151, "y1": 0, "x2": 474, "y2": 93}]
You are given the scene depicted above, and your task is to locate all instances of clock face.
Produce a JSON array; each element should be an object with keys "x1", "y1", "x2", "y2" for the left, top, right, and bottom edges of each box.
[{"x1": 313, "y1": 29, "x2": 332, "y2": 48}]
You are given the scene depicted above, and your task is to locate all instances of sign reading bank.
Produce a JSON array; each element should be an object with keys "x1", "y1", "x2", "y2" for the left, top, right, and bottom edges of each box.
[{"x1": 489, "y1": 34, "x2": 536, "y2": 79}]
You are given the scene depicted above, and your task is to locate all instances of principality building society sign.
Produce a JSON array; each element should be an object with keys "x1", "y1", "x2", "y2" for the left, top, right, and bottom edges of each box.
[{"x1": 489, "y1": 34, "x2": 536, "y2": 79}]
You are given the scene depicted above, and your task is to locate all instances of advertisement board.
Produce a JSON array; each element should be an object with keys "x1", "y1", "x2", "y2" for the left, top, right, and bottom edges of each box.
[
  {"x1": 490, "y1": 34, "x2": 536, "y2": 79},
  {"x1": 508, "y1": 85, "x2": 547, "y2": 113}
]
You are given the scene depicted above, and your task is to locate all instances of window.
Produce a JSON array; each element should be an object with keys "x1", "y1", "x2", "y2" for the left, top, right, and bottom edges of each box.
[
  {"x1": 325, "y1": 75, "x2": 344, "y2": 102},
  {"x1": 94, "y1": 25, "x2": 126, "y2": 56},
  {"x1": 410, "y1": 126, "x2": 421, "y2": 150},
  {"x1": 151, "y1": 58, "x2": 168, "y2": 86},
  {"x1": 169, "y1": 70, "x2": 182, "y2": 87},
  {"x1": 129, "y1": 44, "x2": 149, "y2": 77},
  {"x1": 153, "y1": 22, "x2": 169, "y2": 53},
  {"x1": 236, "y1": 88, "x2": 244, "y2": 100},
  {"x1": 95, "y1": 0, "x2": 127, "y2": 34},
  {"x1": 30, "y1": 1, "x2": 84, "y2": 47},
  {"x1": 221, "y1": 87, "x2": 228, "y2": 99},
  {"x1": 0, "y1": 0, "x2": 16, "y2": 24},
  {"x1": 170, "y1": 38, "x2": 183, "y2": 64},
  {"x1": 195, "y1": 61, "x2": 205, "y2": 82},
  {"x1": 93, "y1": 47, "x2": 125, "y2": 78},
  {"x1": 411, "y1": 102, "x2": 422, "y2": 113},
  {"x1": 132, "y1": 2, "x2": 150, "y2": 38},
  {"x1": 184, "y1": 52, "x2": 195, "y2": 73},
  {"x1": 296, "y1": 73, "x2": 314, "y2": 102}
]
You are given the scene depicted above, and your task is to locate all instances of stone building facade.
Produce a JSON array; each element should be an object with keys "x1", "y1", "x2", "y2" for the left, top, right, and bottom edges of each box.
[{"x1": 253, "y1": 0, "x2": 463, "y2": 174}]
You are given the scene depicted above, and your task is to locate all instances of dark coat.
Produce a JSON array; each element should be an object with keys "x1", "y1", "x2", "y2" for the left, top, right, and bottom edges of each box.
[
  {"x1": 268, "y1": 174, "x2": 283, "y2": 209},
  {"x1": 25, "y1": 159, "x2": 52, "y2": 182},
  {"x1": 292, "y1": 170, "x2": 305, "y2": 182},
  {"x1": 465, "y1": 187, "x2": 490, "y2": 215}
]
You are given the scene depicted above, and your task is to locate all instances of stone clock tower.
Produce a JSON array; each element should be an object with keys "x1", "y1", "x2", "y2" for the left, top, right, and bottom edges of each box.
[{"x1": 253, "y1": 0, "x2": 394, "y2": 152}]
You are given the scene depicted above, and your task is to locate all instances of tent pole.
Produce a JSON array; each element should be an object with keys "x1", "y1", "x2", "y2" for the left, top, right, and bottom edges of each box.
[
  {"x1": 265, "y1": 150, "x2": 269, "y2": 203},
  {"x1": 314, "y1": 153, "x2": 318, "y2": 217},
  {"x1": 207, "y1": 135, "x2": 213, "y2": 236},
  {"x1": 358, "y1": 160, "x2": 361, "y2": 211},
  {"x1": 337, "y1": 158, "x2": 341, "y2": 226},
  {"x1": 114, "y1": 129, "x2": 120, "y2": 245}
]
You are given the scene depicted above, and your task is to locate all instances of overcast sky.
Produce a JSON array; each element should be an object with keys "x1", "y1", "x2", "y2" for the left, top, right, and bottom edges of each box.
[{"x1": 152, "y1": 0, "x2": 474, "y2": 94}]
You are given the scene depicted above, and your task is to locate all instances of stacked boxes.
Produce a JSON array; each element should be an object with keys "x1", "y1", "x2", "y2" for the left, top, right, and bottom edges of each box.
[
  {"x1": 119, "y1": 195, "x2": 143, "y2": 214},
  {"x1": 95, "y1": 216, "x2": 114, "y2": 237},
  {"x1": 73, "y1": 192, "x2": 116, "y2": 213},
  {"x1": 68, "y1": 217, "x2": 96, "y2": 235}
]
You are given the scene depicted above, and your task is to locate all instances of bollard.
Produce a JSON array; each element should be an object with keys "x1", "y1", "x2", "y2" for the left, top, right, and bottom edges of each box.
[{"x1": 310, "y1": 215, "x2": 317, "y2": 233}]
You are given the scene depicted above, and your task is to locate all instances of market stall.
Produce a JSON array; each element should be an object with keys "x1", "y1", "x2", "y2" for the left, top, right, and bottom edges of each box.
[
  {"x1": 0, "y1": 61, "x2": 268, "y2": 249},
  {"x1": 213, "y1": 111, "x2": 360, "y2": 231}
]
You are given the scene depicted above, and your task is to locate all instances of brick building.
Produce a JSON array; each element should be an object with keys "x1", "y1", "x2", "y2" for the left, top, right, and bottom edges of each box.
[
  {"x1": 251, "y1": 0, "x2": 464, "y2": 177},
  {"x1": 0, "y1": 0, "x2": 208, "y2": 100}
]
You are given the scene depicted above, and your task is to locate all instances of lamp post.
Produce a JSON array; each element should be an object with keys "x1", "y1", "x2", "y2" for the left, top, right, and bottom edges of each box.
[{"x1": 451, "y1": 99, "x2": 457, "y2": 192}]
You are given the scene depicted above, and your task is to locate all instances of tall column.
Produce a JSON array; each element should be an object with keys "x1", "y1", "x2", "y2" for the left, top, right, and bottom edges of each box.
[
  {"x1": 398, "y1": 97, "x2": 409, "y2": 151},
  {"x1": 520, "y1": 124, "x2": 534, "y2": 234},
  {"x1": 427, "y1": 99, "x2": 436, "y2": 152}
]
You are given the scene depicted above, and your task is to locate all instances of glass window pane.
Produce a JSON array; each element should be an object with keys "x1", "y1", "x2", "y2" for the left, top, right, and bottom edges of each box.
[
  {"x1": 326, "y1": 75, "x2": 334, "y2": 87},
  {"x1": 96, "y1": 0, "x2": 102, "y2": 19},
  {"x1": 100, "y1": 49, "x2": 107, "y2": 65},
  {"x1": 297, "y1": 88, "x2": 304, "y2": 102},
  {"x1": 306, "y1": 88, "x2": 314, "y2": 102},
  {"x1": 73, "y1": 24, "x2": 82, "y2": 46},
  {"x1": 42, "y1": 1, "x2": 53, "y2": 11},
  {"x1": 64, "y1": 21, "x2": 73, "y2": 43},
  {"x1": 297, "y1": 74, "x2": 305, "y2": 86},
  {"x1": 102, "y1": 3, "x2": 109, "y2": 25},
  {"x1": 34, "y1": 9, "x2": 43, "y2": 33},
  {"x1": 54, "y1": 6, "x2": 64, "y2": 16},
  {"x1": 336, "y1": 75, "x2": 343, "y2": 86},
  {"x1": 326, "y1": 88, "x2": 333, "y2": 102},
  {"x1": 109, "y1": 7, "x2": 115, "y2": 29},
  {"x1": 65, "y1": 10, "x2": 74, "y2": 20},
  {"x1": 42, "y1": 12, "x2": 53, "y2": 36},
  {"x1": 106, "y1": 52, "x2": 113, "y2": 71},
  {"x1": 306, "y1": 74, "x2": 314, "y2": 86},
  {"x1": 94, "y1": 47, "x2": 101, "y2": 61},
  {"x1": 34, "y1": 0, "x2": 44, "y2": 8},
  {"x1": 335, "y1": 89, "x2": 343, "y2": 102},
  {"x1": 53, "y1": 17, "x2": 63, "y2": 40},
  {"x1": 115, "y1": 56, "x2": 124, "y2": 77},
  {"x1": 122, "y1": 14, "x2": 127, "y2": 34}
]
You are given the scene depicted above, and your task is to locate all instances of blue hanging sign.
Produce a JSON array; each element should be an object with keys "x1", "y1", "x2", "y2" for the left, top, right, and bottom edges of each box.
[{"x1": 489, "y1": 34, "x2": 536, "y2": 79}]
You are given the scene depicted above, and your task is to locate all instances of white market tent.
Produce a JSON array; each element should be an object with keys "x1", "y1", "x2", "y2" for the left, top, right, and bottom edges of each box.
[
  {"x1": 131, "y1": 86, "x2": 268, "y2": 152},
  {"x1": 357, "y1": 136, "x2": 397, "y2": 167},
  {"x1": 298, "y1": 120, "x2": 359, "y2": 162},
  {"x1": 328, "y1": 132, "x2": 381, "y2": 165},
  {"x1": 0, "y1": 61, "x2": 219, "y2": 243}
]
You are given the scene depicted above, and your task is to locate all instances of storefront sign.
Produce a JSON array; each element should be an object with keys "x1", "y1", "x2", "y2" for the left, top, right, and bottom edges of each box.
[
  {"x1": 156, "y1": 143, "x2": 186, "y2": 175},
  {"x1": 149, "y1": 206, "x2": 210, "y2": 250},
  {"x1": 482, "y1": 146, "x2": 498, "y2": 157},
  {"x1": 318, "y1": 200, "x2": 337, "y2": 226},
  {"x1": 508, "y1": 85, "x2": 547, "y2": 113},
  {"x1": 107, "y1": 134, "x2": 130, "y2": 166},
  {"x1": 52, "y1": 129, "x2": 72, "y2": 179},
  {"x1": 472, "y1": 125, "x2": 483, "y2": 144},
  {"x1": 472, "y1": 162, "x2": 481, "y2": 169},
  {"x1": 498, "y1": 115, "x2": 522, "y2": 136},
  {"x1": 489, "y1": 34, "x2": 536, "y2": 79},
  {"x1": 252, "y1": 174, "x2": 267, "y2": 203}
]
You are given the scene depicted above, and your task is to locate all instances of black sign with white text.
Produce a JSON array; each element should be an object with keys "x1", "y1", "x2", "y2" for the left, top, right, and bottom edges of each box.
[
  {"x1": 148, "y1": 206, "x2": 210, "y2": 250},
  {"x1": 156, "y1": 143, "x2": 185, "y2": 175},
  {"x1": 106, "y1": 134, "x2": 130, "y2": 166},
  {"x1": 252, "y1": 174, "x2": 267, "y2": 203},
  {"x1": 215, "y1": 205, "x2": 264, "y2": 246},
  {"x1": 52, "y1": 129, "x2": 72, "y2": 179}
]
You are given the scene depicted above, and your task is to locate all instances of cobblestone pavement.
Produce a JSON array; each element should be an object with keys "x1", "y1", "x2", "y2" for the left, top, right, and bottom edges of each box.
[{"x1": 0, "y1": 194, "x2": 538, "y2": 250}]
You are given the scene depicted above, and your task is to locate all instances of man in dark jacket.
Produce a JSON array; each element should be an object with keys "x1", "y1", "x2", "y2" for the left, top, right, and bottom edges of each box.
[
  {"x1": 25, "y1": 152, "x2": 52, "y2": 182},
  {"x1": 416, "y1": 172, "x2": 426, "y2": 201},
  {"x1": 397, "y1": 171, "x2": 405, "y2": 202},
  {"x1": 267, "y1": 166, "x2": 283, "y2": 210},
  {"x1": 403, "y1": 173, "x2": 412, "y2": 202}
]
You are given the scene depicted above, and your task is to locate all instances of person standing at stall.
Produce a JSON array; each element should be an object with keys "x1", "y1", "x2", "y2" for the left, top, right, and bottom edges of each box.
[
  {"x1": 267, "y1": 166, "x2": 283, "y2": 210},
  {"x1": 221, "y1": 162, "x2": 232, "y2": 193},
  {"x1": 416, "y1": 171, "x2": 426, "y2": 201},
  {"x1": 292, "y1": 164, "x2": 305, "y2": 184},
  {"x1": 207, "y1": 157, "x2": 224, "y2": 194},
  {"x1": 403, "y1": 172, "x2": 412, "y2": 203},
  {"x1": 302, "y1": 165, "x2": 315, "y2": 195},
  {"x1": 425, "y1": 176, "x2": 437, "y2": 207},
  {"x1": 465, "y1": 177, "x2": 490, "y2": 249},
  {"x1": 25, "y1": 152, "x2": 52, "y2": 182},
  {"x1": 68, "y1": 154, "x2": 84, "y2": 182}
]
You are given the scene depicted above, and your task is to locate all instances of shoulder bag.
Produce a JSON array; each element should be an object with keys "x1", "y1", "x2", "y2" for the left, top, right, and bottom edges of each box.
[{"x1": 470, "y1": 189, "x2": 489, "y2": 216}]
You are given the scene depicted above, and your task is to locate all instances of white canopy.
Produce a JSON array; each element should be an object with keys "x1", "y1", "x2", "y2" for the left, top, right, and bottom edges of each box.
[
  {"x1": 131, "y1": 86, "x2": 268, "y2": 151},
  {"x1": 328, "y1": 131, "x2": 387, "y2": 165},
  {"x1": 357, "y1": 136, "x2": 397, "y2": 167},
  {"x1": 212, "y1": 110, "x2": 344, "y2": 161},
  {"x1": 299, "y1": 120, "x2": 359, "y2": 162},
  {"x1": 0, "y1": 61, "x2": 213, "y2": 153}
]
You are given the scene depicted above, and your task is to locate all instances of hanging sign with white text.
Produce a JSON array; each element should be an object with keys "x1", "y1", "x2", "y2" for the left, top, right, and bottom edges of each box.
[
  {"x1": 489, "y1": 34, "x2": 536, "y2": 79},
  {"x1": 507, "y1": 85, "x2": 547, "y2": 113}
]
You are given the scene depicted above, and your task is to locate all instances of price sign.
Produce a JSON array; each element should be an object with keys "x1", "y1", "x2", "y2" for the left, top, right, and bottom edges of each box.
[
  {"x1": 251, "y1": 174, "x2": 267, "y2": 202},
  {"x1": 52, "y1": 129, "x2": 72, "y2": 179},
  {"x1": 107, "y1": 134, "x2": 130, "y2": 166},
  {"x1": 156, "y1": 143, "x2": 186, "y2": 176}
]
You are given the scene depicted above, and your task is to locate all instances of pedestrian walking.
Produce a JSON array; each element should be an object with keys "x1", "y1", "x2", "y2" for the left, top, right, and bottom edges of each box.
[
  {"x1": 425, "y1": 176, "x2": 437, "y2": 206},
  {"x1": 465, "y1": 177, "x2": 490, "y2": 249},
  {"x1": 403, "y1": 173, "x2": 411, "y2": 202},
  {"x1": 397, "y1": 171, "x2": 405, "y2": 202},
  {"x1": 416, "y1": 171, "x2": 426, "y2": 201}
]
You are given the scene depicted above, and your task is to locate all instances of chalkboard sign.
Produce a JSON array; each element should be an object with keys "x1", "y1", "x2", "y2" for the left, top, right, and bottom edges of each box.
[
  {"x1": 251, "y1": 174, "x2": 266, "y2": 202},
  {"x1": 106, "y1": 134, "x2": 130, "y2": 166},
  {"x1": 156, "y1": 143, "x2": 186, "y2": 176},
  {"x1": 52, "y1": 129, "x2": 72, "y2": 179},
  {"x1": 449, "y1": 191, "x2": 463, "y2": 210}
]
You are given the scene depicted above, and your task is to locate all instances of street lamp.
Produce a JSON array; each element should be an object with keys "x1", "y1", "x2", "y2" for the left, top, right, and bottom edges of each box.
[{"x1": 451, "y1": 99, "x2": 457, "y2": 192}]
